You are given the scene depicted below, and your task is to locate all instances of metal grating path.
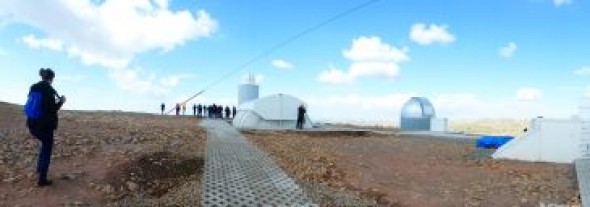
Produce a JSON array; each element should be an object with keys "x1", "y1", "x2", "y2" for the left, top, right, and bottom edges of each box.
[
  {"x1": 576, "y1": 159, "x2": 590, "y2": 207},
  {"x1": 200, "y1": 120, "x2": 314, "y2": 206}
]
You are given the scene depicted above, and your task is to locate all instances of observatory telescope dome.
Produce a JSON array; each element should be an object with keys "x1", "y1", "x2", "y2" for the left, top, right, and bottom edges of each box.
[{"x1": 400, "y1": 97, "x2": 436, "y2": 131}]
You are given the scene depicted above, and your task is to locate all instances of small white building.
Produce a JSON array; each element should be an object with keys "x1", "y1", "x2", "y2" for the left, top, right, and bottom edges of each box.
[
  {"x1": 232, "y1": 94, "x2": 313, "y2": 129},
  {"x1": 493, "y1": 98, "x2": 590, "y2": 163},
  {"x1": 492, "y1": 117, "x2": 583, "y2": 163}
]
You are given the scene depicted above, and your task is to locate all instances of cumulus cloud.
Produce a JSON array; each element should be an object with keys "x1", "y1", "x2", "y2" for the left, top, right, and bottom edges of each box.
[
  {"x1": 107, "y1": 67, "x2": 195, "y2": 95},
  {"x1": 554, "y1": 0, "x2": 573, "y2": 7},
  {"x1": 575, "y1": 66, "x2": 590, "y2": 76},
  {"x1": 21, "y1": 34, "x2": 64, "y2": 51},
  {"x1": 159, "y1": 74, "x2": 194, "y2": 88},
  {"x1": 516, "y1": 87, "x2": 543, "y2": 102},
  {"x1": 409, "y1": 23, "x2": 456, "y2": 45},
  {"x1": 0, "y1": 0, "x2": 218, "y2": 94},
  {"x1": 317, "y1": 66, "x2": 352, "y2": 84},
  {"x1": 499, "y1": 42, "x2": 517, "y2": 58},
  {"x1": 271, "y1": 59, "x2": 294, "y2": 70},
  {"x1": 317, "y1": 36, "x2": 409, "y2": 85}
]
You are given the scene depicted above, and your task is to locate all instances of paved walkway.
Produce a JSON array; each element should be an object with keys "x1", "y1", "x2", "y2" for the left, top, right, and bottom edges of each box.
[
  {"x1": 576, "y1": 159, "x2": 590, "y2": 207},
  {"x1": 200, "y1": 120, "x2": 314, "y2": 206}
]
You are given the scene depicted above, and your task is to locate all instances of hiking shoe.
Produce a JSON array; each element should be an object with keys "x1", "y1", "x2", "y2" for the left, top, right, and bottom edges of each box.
[{"x1": 37, "y1": 180, "x2": 52, "y2": 187}]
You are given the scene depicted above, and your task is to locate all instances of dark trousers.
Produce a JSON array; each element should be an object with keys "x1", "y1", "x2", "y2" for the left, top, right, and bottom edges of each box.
[
  {"x1": 30, "y1": 128, "x2": 54, "y2": 182},
  {"x1": 296, "y1": 116, "x2": 304, "y2": 129}
]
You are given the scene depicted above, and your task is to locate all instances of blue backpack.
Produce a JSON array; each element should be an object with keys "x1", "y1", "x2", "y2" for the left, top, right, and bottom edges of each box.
[{"x1": 25, "y1": 91, "x2": 43, "y2": 120}]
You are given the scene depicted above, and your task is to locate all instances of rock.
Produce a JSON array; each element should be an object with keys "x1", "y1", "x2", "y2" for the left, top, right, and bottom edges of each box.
[
  {"x1": 102, "y1": 185, "x2": 114, "y2": 194},
  {"x1": 3, "y1": 177, "x2": 17, "y2": 183},
  {"x1": 60, "y1": 173, "x2": 77, "y2": 180},
  {"x1": 27, "y1": 172, "x2": 36, "y2": 180},
  {"x1": 126, "y1": 181, "x2": 139, "y2": 191},
  {"x1": 72, "y1": 201, "x2": 84, "y2": 206}
]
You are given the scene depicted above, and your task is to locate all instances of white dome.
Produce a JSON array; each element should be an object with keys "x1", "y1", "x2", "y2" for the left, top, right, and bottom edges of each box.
[
  {"x1": 400, "y1": 97, "x2": 436, "y2": 131},
  {"x1": 233, "y1": 94, "x2": 312, "y2": 129}
]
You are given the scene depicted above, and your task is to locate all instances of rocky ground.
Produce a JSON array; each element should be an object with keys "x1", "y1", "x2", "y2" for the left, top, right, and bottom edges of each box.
[
  {"x1": 245, "y1": 130, "x2": 581, "y2": 207},
  {"x1": 1, "y1": 100, "x2": 582, "y2": 206},
  {"x1": 0, "y1": 102, "x2": 205, "y2": 206}
]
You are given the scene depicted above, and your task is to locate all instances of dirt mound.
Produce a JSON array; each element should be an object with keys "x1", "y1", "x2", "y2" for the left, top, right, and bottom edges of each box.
[
  {"x1": 105, "y1": 152, "x2": 203, "y2": 198},
  {"x1": 0, "y1": 101, "x2": 206, "y2": 206}
]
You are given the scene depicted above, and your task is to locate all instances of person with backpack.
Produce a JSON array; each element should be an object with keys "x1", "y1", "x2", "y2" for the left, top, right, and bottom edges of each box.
[{"x1": 25, "y1": 68, "x2": 66, "y2": 187}]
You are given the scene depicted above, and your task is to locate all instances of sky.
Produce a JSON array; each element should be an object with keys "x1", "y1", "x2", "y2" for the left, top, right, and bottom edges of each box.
[{"x1": 0, "y1": 0, "x2": 589, "y2": 124}]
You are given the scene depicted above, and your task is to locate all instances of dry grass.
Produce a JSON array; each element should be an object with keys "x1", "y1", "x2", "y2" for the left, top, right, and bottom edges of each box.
[{"x1": 449, "y1": 119, "x2": 529, "y2": 136}]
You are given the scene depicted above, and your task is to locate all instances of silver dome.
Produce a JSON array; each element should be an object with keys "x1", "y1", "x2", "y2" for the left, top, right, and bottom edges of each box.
[{"x1": 400, "y1": 97, "x2": 435, "y2": 131}]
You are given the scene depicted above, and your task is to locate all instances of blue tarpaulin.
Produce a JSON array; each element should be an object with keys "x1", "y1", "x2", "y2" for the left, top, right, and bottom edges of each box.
[{"x1": 476, "y1": 136, "x2": 514, "y2": 149}]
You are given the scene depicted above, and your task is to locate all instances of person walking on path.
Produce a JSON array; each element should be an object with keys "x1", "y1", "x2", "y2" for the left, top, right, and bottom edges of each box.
[
  {"x1": 26, "y1": 68, "x2": 66, "y2": 187},
  {"x1": 193, "y1": 104, "x2": 197, "y2": 116},
  {"x1": 182, "y1": 103, "x2": 186, "y2": 115},
  {"x1": 197, "y1": 104, "x2": 203, "y2": 117},
  {"x1": 232, "y1": 106, "x2": 237, "y2": 119},
  {"x1": 296, "y1": 104, "x2": 306, "y2": 129},
  {"x1": 224, "y1": 106, "x2": 230, "y2": 119},
  {"x1": 175, "y1": 103, "x2": 180, "y2": 116},
  {"x1": 160, "y1": 103, "x2": 165, "y2": 115}
]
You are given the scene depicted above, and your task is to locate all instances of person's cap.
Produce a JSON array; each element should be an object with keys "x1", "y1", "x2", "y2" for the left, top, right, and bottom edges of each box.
[{"x1": 39, "y1": 68, "x2": 55, "y2": 80}]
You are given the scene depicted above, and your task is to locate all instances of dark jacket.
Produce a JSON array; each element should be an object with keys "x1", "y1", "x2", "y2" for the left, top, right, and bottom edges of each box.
[{"x1": 27, "y1": 81, "x2": 63, "y2": 131}]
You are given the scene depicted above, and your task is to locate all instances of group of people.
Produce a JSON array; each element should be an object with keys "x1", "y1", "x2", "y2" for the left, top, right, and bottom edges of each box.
[{"x1": 160, "y1": 103, "x2": 237, "y2": 119}]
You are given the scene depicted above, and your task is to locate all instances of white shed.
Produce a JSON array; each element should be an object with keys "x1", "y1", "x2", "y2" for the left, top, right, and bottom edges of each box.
[{"x1": 232, "y1": 94, "x2": 312, "y2": 129}]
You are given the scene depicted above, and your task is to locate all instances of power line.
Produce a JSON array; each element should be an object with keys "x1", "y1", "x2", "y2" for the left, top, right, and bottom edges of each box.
[{"x1": 166, "y1": 0, "x2": 381, "y2": 114}]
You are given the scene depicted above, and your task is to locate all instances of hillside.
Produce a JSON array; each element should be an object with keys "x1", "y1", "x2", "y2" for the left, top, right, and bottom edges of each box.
[{"x1": 0, "y1": 101, "x2": 205, "y2": 206}]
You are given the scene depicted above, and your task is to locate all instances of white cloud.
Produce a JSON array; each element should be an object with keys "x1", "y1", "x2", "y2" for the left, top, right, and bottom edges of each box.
[
  {"x1": 554, "y1": 0, "x2": 573, "y2": 7},
  {"x1": 304, "y1": 93, "x2": 413, "y2": 124},
  {"x1": 303, "y1": 92, "x2": 557, "y2": 125},
  {"x1": 499, "y1": 42, "x2": 517, "y2": 58},
  {"x1": 271, "y1": 59, "x2": 294, "y2": 70},
  {"x1": 108, "y1": 68, "x2": 194, "y2": 96},
  {"x1": 159, "y1": 74, "x2": 194, "y2": 88},
  {"x1": 409, "y1": 23, "x2": 456, "y2": 45},
  {"x1": 516, "y1": 87, "x2": 543, "y2": 102},
  {"x1": 317, "y1": 66, "x2": 352, "y2": 84},
  {"x1": 318, "y1": 36, "x2": 409, "y2": 85},
  {"x1": 575, "y1": 66, "x2": 590, "y2": 76},
  {"x1": 21, "y1": 34, "x2": 63, "y2": 51},
  {"x1": 0, "y1": 0, "x2": 218, "y2": 94}
]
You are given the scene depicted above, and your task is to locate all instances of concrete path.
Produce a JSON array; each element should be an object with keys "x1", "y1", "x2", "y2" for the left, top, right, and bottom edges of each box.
[
  {"x1": 576, "y1": 159, "x2": 590, "y2": 207},
  {"x1": 200, "y1": 120, "x2": 314, "y2": 206}
]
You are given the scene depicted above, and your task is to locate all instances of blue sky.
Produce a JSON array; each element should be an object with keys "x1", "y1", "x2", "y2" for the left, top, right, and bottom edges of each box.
[{"x1": 0, "y1": 0, "x2": 589, "y2": 124}]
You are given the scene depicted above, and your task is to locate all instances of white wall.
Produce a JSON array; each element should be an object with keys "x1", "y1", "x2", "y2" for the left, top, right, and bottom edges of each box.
[
  {"x1": 492, "y1": 118, "x2": 582, "y2": 163},
  {"x1": 430, "y1": 118, "x2": 448, "y2": 132}
]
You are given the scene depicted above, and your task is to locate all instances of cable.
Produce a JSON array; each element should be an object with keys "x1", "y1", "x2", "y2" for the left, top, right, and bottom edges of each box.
[{"x1": 166, "y1": 0, "x2": 381, "y2": 114}]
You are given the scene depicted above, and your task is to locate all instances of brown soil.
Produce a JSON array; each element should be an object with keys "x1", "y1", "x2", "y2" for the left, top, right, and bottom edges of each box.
[
  {"x1": 0, "y1": 101, "x2": 205, "y2": 206},
  {"x1": 245, "y1": 130, "x2": 581, "y2": 207}
]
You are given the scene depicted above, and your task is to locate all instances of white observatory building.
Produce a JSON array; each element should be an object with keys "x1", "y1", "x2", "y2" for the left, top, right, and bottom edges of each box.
[
  {"x1": 238, "y1": 74, "x2": 259, "y2": 105},
  {"x1": 232, "y1": 74, "x2": 312, "y2": 129},
  {"x1": 400, "y1": 97, "x2": 447, "y2": 132}
]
